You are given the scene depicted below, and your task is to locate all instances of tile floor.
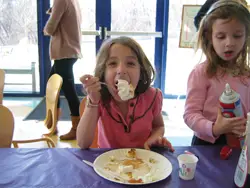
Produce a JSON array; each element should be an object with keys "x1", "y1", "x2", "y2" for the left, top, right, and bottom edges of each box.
[{"x1": 3, "y1": 97, "x2": 193, "y2": 148}]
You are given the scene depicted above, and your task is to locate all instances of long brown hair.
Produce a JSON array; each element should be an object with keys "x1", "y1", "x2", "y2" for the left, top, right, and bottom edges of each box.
[
  {"x1": 196, "y1": 0, "x2": 250, "y2": 78},
  {"x1": 94, "y1": 36, "x2": 155, "y2": 103}
]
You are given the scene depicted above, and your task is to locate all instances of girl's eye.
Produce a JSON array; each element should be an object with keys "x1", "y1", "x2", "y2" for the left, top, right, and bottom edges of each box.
[
  {"x1": 216, "y1": 35, "x2": 225, "y2": 40},
  {"x1": 234, "y1": 35, "x2": 243, "y2": 38},
  {"x1": 127, "y1": 62, "x2": 136, "y2": 66},
  {"x1": 107, "y1": 61, "x2": 117, "y2": 67}
]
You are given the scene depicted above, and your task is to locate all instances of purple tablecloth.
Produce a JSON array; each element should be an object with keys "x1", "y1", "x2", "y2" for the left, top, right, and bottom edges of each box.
[{"x1": 0, "y1": 146, "x2": 245, "y2": 188}]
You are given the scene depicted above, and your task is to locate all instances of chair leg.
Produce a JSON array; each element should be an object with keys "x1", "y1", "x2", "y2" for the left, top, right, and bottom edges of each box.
[
  {"x1": 12, "y1": 142, "x2": 19, "y2": 148},
  {"x1": 44, "y1": 136, "x2": 56, "y2": 148}
]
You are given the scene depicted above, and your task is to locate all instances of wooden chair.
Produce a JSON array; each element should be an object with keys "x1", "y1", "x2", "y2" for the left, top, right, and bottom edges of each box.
[
  {"x1": 79, "y1": 97, "x2": 99, "y2": 148},
  {"x1": 12, "y1": 74, "x2": 63, "y2": 148},
  {"x1": 43, "y1": 73, "x2": 63, "y2": 136},
  {"x1": 0, "y1": 69, "x2": 5, "y2": 105},
  {"x1": 0, "y1": 105, "x2": 14, "y2": 147}
]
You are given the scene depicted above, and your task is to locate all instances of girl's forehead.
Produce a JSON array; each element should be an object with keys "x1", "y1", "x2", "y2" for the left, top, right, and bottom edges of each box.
[
  {"x1": 109, "y1": 43, "x2": 137, "y2": 58},
  {"x1": 212, "y1": 18, "x2": 245, "y2": 32}
]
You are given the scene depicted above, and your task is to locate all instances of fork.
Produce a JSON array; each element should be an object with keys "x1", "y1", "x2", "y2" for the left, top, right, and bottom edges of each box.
[{"x1": 82, "y1": 160, "x2": 127, "y2": 183}]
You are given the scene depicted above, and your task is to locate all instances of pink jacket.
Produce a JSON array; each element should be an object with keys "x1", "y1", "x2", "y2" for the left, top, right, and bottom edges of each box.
[
  {"x1": 184, "y1": 61, "x2": 250, "y2": 143},
  {"x1": 44, "y1": 0, "x2": 82, "y2": 60}
]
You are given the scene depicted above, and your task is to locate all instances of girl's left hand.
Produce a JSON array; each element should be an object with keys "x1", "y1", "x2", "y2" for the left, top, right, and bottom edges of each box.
[{"x1": 144, "y1": 136, "x2": 175, "y2": 152}]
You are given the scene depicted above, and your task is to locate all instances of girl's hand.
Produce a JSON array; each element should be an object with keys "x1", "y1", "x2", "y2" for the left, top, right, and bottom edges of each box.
[
  {"x1": 80, "y1": 74, "x2": 101, "y2": 104},
  {"x1": 213, "y1": 108, "x2": 246, "y2": 137},
  {"x1": 144, "y1": 136, "x2": 175, "y2": 152}
]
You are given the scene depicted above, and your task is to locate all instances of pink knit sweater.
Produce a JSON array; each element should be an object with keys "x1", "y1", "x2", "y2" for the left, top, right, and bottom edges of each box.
[{"x1": 44, "y1": 0, "x2": 82, "y2": 60}]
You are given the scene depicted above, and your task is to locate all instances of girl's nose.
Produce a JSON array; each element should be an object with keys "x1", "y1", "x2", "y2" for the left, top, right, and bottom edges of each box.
[
  {"x1": 225, "y1": 37, "x2": 235, "y2": 47},
  {"x1": 117, "y1": 63, "x2": 127, "y2": 75}
]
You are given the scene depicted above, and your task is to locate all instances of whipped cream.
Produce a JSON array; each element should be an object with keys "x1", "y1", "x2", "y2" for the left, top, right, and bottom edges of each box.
[
  {"x1": 116, "y1": 79, "x2": 134, "y2": 101},
  {"x1": 118, "y1": 165, "x2": 133, "y2": 173}
]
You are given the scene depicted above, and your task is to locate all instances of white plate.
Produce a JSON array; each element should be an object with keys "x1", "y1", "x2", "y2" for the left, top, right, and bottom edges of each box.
[{"x1": 93, "y1": 148, "x2": 172, "y2": 185}]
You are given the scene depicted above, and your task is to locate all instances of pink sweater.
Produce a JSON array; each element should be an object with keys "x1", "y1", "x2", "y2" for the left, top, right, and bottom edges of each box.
[
  {"x1": 44, "y1": 0, "x2": 82, "y2": 60},
  {"x1": 184, "y1": 61, "x2": 250, "y2": 143}
]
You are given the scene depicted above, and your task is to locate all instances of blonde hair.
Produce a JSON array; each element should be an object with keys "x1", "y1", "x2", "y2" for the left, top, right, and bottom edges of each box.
[
  {"x1": 94, "y1": 36, "x2": 155, "y2": 103},
  {"x1": 196, "y1": 0, "x2": 250, "y2": 78}
]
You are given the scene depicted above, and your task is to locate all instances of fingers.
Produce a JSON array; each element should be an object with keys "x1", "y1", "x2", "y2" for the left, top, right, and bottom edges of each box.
[
  {"x1": 80, "y1": 75, "x2": 99, "y2": 85},
  {"x1": 227, "y1": 118, "x2": 246, "y2": 130},
  {"x1": 144, "y1": 137, "x2": 174, "y2": 152},
  {"x1": 233, "y1": 125, "x2": 246, "y2": 131},
  {"x1": 144, "y1": 137, "x2": 159, "y2": 150},
  {"x1": 232, "y1": 125, "x2": 246, "y2": 135},
  {"x1": 232, "y1": 129, "x2": 245, "y2": 136},
  {"x1": 217, "y1": 108, "x2": 223, "y2": 117},
  {"x1": 80, "y1": 74, "x2": 94, "y2": 84},
  {"x1": 162, "y1": 137, "x2": 175, "y2": 152},
  {"x1": 144, "y1": 142, "x2": 150, "y2": 150},
  {"x1": 229, "y1": 117, "x2": 246, "y2": 124},
  {"x1": 85, "y1": 84, "x2": 101, "y2": 94}
]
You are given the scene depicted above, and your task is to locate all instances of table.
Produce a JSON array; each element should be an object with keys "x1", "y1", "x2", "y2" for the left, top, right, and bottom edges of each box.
[{"x1": 0, "y1": 146, "x2": 247, "y2": 188}]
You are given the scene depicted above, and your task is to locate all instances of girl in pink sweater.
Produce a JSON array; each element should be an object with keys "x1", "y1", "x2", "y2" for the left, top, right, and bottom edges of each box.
[{"x1": 184, "y1": 0, "x2": 250, "y2": 147}]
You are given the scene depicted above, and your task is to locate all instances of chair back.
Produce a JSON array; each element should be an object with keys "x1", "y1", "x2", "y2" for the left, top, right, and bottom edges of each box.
[
  {"x1": 0, "y1": 105, "x2": 14, "y2": 147},
  {"x1": 0, "y1": 69, "x2": 5, "y2": 105},
  {"x1": 44, "y1": 74, "x2": 63, "y2": 135}
]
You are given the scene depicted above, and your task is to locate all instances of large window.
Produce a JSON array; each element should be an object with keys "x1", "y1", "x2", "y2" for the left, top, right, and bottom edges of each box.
[
  {"x1": 111, "y1": 0, "x2": 157, "y2": 70},
  {"x1": 165, "y1": 0, "x2": 207, "y2": 96},
  {"x1": 0, "y1": 0, "x2": 39, "y2": 93}
]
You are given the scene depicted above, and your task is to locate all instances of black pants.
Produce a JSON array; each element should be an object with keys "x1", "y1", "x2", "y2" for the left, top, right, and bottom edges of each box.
[
  {"x1": 48, "y1": 58, "x2": 80, "y2": 116},
  {"x1": 191, "y1": 134, "x2": 227, "y2": 145}
]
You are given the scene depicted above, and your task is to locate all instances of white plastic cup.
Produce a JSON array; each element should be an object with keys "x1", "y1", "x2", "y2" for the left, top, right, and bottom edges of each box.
[{"x1": 177, "y1": 153, "x2": 199, "y2": 180}]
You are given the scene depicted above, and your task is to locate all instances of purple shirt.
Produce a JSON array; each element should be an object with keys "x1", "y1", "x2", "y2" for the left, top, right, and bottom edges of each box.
[
  {"x1": 97, "y1": 87, "x2": 163, "y2": 148},
  {"x1": 184, "y1": 61, "x2": 250, "y2": 143}
]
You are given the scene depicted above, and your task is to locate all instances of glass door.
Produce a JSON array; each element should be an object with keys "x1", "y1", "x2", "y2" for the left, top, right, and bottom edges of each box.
[
  {"x1": 49, "y1": 0, "x2": 100, "y2": 86},
  {"x1": 48, "y1": 0, "x2": 164, "y2": 94},
  {"x1": 107, "y1": 0, "x2": 160, "y2": 73}
]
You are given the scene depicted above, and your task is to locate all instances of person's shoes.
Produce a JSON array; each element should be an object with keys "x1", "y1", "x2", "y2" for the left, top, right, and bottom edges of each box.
[{"x1": 59, "y1": 116, "x2": 80, "y2": 140}]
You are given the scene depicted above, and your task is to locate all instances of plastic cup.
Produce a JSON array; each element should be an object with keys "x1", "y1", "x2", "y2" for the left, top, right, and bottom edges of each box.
[{"x1": 177, "y1": 153, "x2": 199, "y2": 180}]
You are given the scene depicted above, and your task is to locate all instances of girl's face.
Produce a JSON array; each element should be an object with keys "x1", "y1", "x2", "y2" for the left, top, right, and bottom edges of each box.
[
  {"x1": 211, "y1": 18, "x2": 246, "y2": 64},
  {"x1": 104, "y1": 44, "x2": 140, "y2": 102}
]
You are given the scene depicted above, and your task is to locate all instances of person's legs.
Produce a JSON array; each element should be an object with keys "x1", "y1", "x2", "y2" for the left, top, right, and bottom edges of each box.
[{"x1": 53, "y1": 58, "x2": 80, "y2": 140}]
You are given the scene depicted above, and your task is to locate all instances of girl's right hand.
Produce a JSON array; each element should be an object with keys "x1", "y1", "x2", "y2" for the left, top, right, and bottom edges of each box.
[
  {"x1": 212, "y1": 108, "x2": 246, "y2": 137},
  {"x1": 80, "y1": 75, "x2": 101, "y2": 104}
]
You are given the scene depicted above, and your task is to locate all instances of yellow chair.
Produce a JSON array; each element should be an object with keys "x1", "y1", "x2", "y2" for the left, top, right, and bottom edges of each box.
[
  {"x1": 0, "y1": 69, "x2": 5, "y2": 105},
  {"x1": 44, "y1": 73, "x2": 63, "y2": 136},
  {"x1": 79, "y1": 97, "x2": 99, "y2": 148},
  {"x1": 0, "y1": 104, "x2": 14, "y2": 148},
  {"x1": 12, "y1": 74, "x2": 63, "y2": 148}
]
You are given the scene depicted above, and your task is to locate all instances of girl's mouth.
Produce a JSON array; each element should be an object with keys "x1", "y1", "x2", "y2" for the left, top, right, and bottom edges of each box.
[{"x1": 224, "y1": 51, "x2": 233, "y2": 58}]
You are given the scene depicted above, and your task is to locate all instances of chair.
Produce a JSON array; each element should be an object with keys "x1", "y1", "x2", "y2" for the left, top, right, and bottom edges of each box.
[
  {"x1": 0, "y1": 69, "x2": 5, "y2": 105},
  {"x1": 43, "y1": 73, "x2": 63, "y2": 136},
  {"x1": 12, "y1": 74, "x2": 63, "y2": 148},
  {"x1": 79, "y1": 97, "x2": 99, "y2": 148},
  {"x1": 0, "y1": 105, "x2": 14, "y2": 147}
]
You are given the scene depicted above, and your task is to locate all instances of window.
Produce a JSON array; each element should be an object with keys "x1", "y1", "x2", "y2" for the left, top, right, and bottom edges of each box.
[{"x1": 0, "y1": 0, "x2": 39, "y2": 93}]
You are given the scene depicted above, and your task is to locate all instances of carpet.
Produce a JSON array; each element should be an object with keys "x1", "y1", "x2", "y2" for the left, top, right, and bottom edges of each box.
[{"x1": 23, "y1": 97, "x2": 83, "y2": 121}]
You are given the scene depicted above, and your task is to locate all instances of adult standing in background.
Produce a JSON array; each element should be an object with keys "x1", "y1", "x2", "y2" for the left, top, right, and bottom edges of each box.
[
  {"x1": 194, "y1": 0, "x2": 247, "y2": 30},
  {"x1": 44, "y1": 0, "x2": 82, "y2": 140}
]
